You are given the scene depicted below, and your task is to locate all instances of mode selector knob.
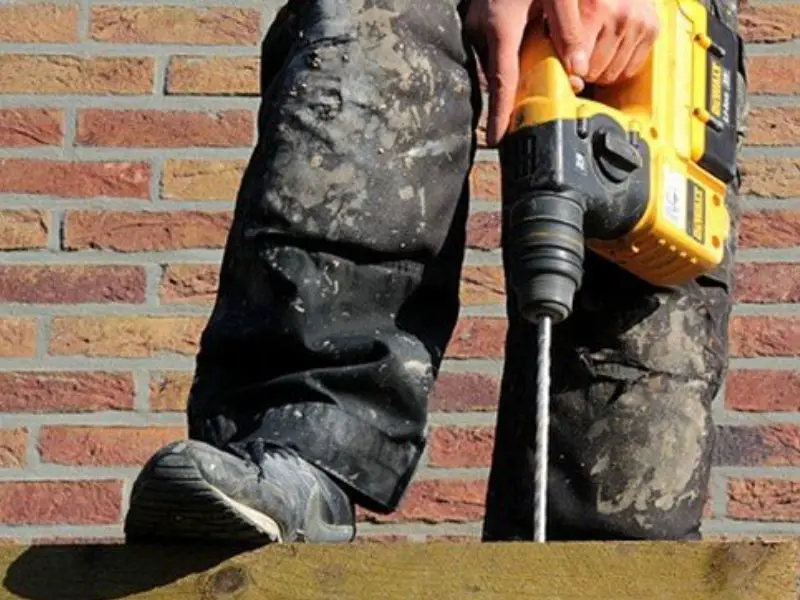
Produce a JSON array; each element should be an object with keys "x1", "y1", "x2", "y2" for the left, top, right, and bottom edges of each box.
[{"x1": 593, "y1": 129, "x2": 643, "y2": 183}]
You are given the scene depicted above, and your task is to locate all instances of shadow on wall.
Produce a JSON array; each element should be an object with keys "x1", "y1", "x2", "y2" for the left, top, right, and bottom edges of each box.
[{"x1": 2, "y1": 543, "x2": 256, "y2": 600}]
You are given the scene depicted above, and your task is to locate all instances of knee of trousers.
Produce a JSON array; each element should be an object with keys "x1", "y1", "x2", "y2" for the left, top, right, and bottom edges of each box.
[{"x1": 549, "y1": 371, "x2": 718, "y2": 541}]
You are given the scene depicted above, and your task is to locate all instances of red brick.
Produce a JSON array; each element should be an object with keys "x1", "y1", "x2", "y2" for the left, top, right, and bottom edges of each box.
[
  {"x1": 726, "y1": 370, "x2": 800, "y2": 412},
  {"x1": 460, "y1": 266, "x2": 504, "y2": 306},
  {"x1": 0, "y1": 4, "x2": 79, "y2": 42},
  {"x1": 0, "y1": 55, "x2": 154, "y2": 95},
  {"x1": 166, "y1": 57, "x2": 259, "y2": 96},
  {"x1": 429, "y1": 372, "x2": 500, "y2": 412},
  {"x1": 734, "y1": 263, "x2": 800, "y2": 303},
  {"x1": 63, "y1": 211, "x2": 231, "y2": 252},
  {"x1": 740, "y1": 5, "x2": 800, "y2": 44},
  {"x1": 39, "y1": 426, "x2": 186, "y2": 466},
  {"x1": 748, "y1": 56, "x2": 800, "y2": 95},
  {"x1": 49, "y1": 316, "x2": 205, "y2": 358},
  {"x1": 360, "y1": 480, "x2": 486, "y2": 524},
  {"x1": 0, "y1": 109, "x2": 63, "y2": 147},
  {"x1": 159, "y1": 264, "x2": 219, "y2": 305},
  {"x1": 446, "y1": 318, "x2": 506, "y2": 359},
  {"x1": 469, "y1": 162, "x2": 499, "y2": 201},
  {"x1": 0, "y1": 429, "x2": 27, "y2": 468},
  {"x1": 728, "y1": 479, "x2": 800, "y2": 521},
  {"x1": 162, "y1": 159, "x2": 245, "y2": 201},
  {"x1": 0, "y1": 266, "x2": 145, "y2": 304},
  {"x1": 0, "y1": 481, "x2": 121, "y2": 525},
  {"x1": 741, "y1": 159, "x2": 800, "y2": 199},
  {"x1": 428, "y1": 426, "x2": 494, "y2": 468},
  {"x1": 466, "y1": 212, "x2": 501, "y2": 251},
  {"x1": 714, "y1": 425, "x2": 800, "y2": 466},
  {"x1": 746, "y1": 107, "x2": 800, "y2": 147},
  {"x1": 77, "y1": 109, "x2": 253, "y2": 148},
  {"x1": 0, "y1": 159, "x2": 149, "y2": 199},
  {"x1": 729, "y1": 316, "x2": 800, "y2": 357},
  {"x1": 0, "y1": 318, "x2": 37, "y2": 358},
  {"x1": 0, "y1": 210, "x2": 49, "y2": 250},
  {"x1": 740, "y1": 212, "x2": 800, "y2": 249},
  {"x1": 149, "y1": 372, "x2": 192, "y2": 412},
  {"x1": 90, "y1": 6, "x2": 261, "y2": 45},
  {"x1": 0, "y1": 372, "x2": 134, "y2": 413}
]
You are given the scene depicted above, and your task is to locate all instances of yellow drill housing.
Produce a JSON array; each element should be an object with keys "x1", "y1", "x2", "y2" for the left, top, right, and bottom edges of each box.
[{"x1": 504, "y1": 0, "x2": 740, "y2": 292}]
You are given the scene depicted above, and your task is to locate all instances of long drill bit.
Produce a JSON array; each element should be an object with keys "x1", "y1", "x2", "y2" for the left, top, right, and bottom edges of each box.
[{"x1": 534, "y1": 314, "x2": 551, "y2": 543}]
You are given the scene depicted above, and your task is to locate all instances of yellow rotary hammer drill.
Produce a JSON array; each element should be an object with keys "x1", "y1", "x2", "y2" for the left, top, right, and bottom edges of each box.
[{"x1": 499, "y1": 0, "x2": 743, "y2": 542}]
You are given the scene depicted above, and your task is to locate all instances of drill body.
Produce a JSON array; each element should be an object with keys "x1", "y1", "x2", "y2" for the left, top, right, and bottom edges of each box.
[{"x1": 501, "y1": 0, "x2": 742, "y2": 325}]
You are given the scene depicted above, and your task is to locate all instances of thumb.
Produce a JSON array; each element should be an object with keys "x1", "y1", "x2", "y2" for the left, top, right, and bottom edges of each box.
[
  {"x1": 543, "y1": 0, "x2": 589, "y2": 78},
  {"x1": 486, "y1": 19, "x2": 526, "y2": 146}
]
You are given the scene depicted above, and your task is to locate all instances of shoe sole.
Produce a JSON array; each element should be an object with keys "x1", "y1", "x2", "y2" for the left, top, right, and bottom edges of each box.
[{"x1": 124, "y1": 446, "x2": 283, "y2": 544}]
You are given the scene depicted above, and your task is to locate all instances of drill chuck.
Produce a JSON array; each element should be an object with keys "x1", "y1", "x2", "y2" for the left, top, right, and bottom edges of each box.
[{"x1": 506, "y1": 190, "x2": 586, "y2": 325}]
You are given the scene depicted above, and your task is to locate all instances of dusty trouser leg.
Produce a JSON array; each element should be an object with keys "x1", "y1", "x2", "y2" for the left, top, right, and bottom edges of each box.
[
  {"x1": 483, "y1": 0, "x2": 748, "y2": 541},
  {"x1": 185, "y1": 0, "x2": 481, "y2": 514}
]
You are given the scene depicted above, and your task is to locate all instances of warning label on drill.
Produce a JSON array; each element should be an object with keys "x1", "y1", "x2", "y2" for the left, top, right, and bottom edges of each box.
[
  {"x1": 663, "y1": 168, "x2": 706, "y2": 243},
  {"x1": 663, "y1": 168, "x2": 687, "y2": 231},
  {"x1": 687, "y1": 180, "x2": 706, "y2": 244}
]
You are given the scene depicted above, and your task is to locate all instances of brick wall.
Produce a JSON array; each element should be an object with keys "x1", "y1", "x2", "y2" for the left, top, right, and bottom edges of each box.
[{"x1": 0, "y1": 0, "x2": 797, "y2": 544}]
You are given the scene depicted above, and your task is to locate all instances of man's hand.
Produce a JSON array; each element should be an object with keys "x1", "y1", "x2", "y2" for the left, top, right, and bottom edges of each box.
[{"x1": 465, "y1": 0, "x2": 661, "y2": 147}]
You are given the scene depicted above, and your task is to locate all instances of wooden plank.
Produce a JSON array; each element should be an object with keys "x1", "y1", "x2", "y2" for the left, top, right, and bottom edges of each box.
[{"x1": 0, "y1": 540, "x2": 796, "y2": 599}]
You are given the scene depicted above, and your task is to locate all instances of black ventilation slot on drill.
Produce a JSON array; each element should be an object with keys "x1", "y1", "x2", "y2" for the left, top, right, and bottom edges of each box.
[{"x1": 506, "y1": 134, "x2": 536, "y2": 181}]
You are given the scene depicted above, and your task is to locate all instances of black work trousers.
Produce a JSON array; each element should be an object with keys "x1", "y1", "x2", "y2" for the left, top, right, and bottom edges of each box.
[{"x1": 186, "y1": 0, "x2": 748, "y2": 541}]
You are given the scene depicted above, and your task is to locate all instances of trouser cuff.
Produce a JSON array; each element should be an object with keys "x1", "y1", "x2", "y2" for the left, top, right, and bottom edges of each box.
[{"x1": 240, "y1": 402, "x2": 424, "y2": 513}]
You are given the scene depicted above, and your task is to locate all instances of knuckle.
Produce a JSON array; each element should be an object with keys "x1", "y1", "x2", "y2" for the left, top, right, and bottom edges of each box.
[
  {"x1": 602, "y1": 0, "x2": 629, "y2": 21},
  {"x1": 560, "y1": 28, "x2": 584, "y2": 47},
  {"x1": 648, "y1": 13, "x2": 662, "y2": 37},
  {"x1": 615, "y1": 0, "x2": 633, "y2": 21},
  {"x1": 640, "y1": 5, "x2": 661, "y2": 36},
  {"x1": 642, "y1": 21, "x2": 659, "y2": 43},
  {"x1": 593, "y1": 0, "x2": 612, "y2": 13},
  {"x1": 622, "y1": 6, "x2": 659, "y2": 45},
  {"x1": 583, "y1": 0, "x2": 601, "y2": 14}
]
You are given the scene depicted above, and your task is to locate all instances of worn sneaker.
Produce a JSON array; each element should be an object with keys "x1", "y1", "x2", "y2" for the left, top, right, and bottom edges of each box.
[{"x1": 124, "y1": 439, "x2": 356, "y2": 544}]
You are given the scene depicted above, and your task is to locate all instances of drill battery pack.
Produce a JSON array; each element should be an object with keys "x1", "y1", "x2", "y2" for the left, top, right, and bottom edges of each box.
[{"x1": 501, "y1": 0, "x2": 742, "y2": 290}]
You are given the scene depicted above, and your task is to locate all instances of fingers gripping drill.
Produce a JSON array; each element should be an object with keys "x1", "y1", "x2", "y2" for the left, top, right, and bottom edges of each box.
[{"x1": 499, "y1": 0, "x2": 743, "y2": 542}]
